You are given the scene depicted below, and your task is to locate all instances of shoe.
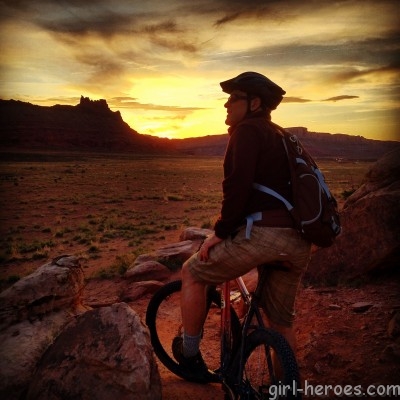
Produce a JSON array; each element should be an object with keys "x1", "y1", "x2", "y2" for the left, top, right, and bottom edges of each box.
[{"x1": 172, "y1": 336, "x2": 218, "y2": 383}]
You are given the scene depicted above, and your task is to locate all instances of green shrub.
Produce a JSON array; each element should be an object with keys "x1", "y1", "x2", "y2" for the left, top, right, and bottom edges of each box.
[{"x1": 341, "y1": 188, "x2": 356, "y2": 200}]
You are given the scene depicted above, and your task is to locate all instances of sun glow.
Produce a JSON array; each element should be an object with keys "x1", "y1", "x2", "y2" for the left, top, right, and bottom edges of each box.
[{"x1": 0, "y1": 0, "x2": 398, "y2": 142}]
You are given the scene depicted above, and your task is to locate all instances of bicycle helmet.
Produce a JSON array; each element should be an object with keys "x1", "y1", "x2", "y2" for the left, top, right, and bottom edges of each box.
[{"x1": 220, "y1": 71, "x2": 286, "y2": 110}]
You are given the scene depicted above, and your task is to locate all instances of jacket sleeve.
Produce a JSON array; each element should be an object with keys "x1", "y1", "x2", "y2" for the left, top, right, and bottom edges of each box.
[{"x1": 214, "y1": 125, "x2": 261, "y2": 239}]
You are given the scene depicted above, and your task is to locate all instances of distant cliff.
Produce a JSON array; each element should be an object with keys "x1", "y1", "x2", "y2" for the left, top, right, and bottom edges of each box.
[
  {"x1": 286, "y1": 127, "x2": 399, "y2": 160},
  {"x1": 0, "y1": 97, "x2": 398, "y2": 159},
  {"x1": 172, "y1": 127, "x2": 399, "y2": 160},
  {"x1": 0, "y1": 97, "x2": 175, "y2": 154}
]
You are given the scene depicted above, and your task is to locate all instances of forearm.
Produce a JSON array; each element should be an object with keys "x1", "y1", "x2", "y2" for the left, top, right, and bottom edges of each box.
[{"x1": 198, "y1": 233, "x2": 223, "y2": 261}]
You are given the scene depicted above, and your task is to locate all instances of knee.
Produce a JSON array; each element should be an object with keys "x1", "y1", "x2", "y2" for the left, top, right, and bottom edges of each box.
[
  {"x1": 181, "y1": 260, "x2": 193, "y2": 282},
  {"x1": 181, "y1": 260, "x2": 205, "y2": 291}
]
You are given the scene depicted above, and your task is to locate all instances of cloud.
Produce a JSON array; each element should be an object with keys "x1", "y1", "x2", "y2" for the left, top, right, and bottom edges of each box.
[
  {"x1": 33, "y1": 96, "x2": 82, "y2": 105},
  {"x1": 282, "y1": 97, "x2": 312, "y2": 103},
  {"x1": 214, "y1": 12, "x2": 242, "y2": 26},
  {"x1": 322, "y1": 95, "x2": 359, "y2": 102},
  {"x1": 327, "y1": 62, "x2": 400, "y2": 85},
  {"x1": 110, "y1": 97, "x2": 206, "y2": 112},
  {"x1": 1, "y1": 0, "x2": 399, "y2": 140},
  {"x1": 283, "y1": 95, "x2": 360, "y2": 103},
  {"x1": 3, "y1": 0, "x2": 399, "y2": 74}
]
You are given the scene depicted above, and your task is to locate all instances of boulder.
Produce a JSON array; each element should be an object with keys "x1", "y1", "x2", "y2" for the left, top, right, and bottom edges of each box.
[
  {"x1": 155, "y1": 240, "x2": 200, "y2": 266},
  {"x1": 125, "y1": 260, "x2": 171, "y2": 282},
  {"x1": 26, "y1": 303, "x2": 161, "y2": 400},
  {"x1": 134, "y1": 240, "x2": 200, "y2": 272},
  {"x1": 306, "y1": 148, "x2": 400, "y2": 284},
  {"x1": 0, "y1": 255, "x2": 85, "y2": 330},
  {"x1": 179, "y1": 227, "x2": 213, "y2": 241},
  {"x1": 0, "y1": 255, "x2": 87, "y2": 400},
  {"x1": 0, "y1": 311, "x2": 73, "y2": 400},
  {"x1": 134, "y1": 253, "x2": 157, "y2": 265},
  {"x1": 121, "y1": 280, "x2": 165, "y2": 302}
]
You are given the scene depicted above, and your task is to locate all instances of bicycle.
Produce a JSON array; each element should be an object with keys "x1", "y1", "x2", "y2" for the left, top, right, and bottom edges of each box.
[{"x1": 146, "y1": 263, "x2": 302, "y2": 399}]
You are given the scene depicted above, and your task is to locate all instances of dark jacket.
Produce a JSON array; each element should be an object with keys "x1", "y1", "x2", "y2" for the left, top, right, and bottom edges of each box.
[{"x1": 214, "y1": 112, "x2": 292, "y2": 239}]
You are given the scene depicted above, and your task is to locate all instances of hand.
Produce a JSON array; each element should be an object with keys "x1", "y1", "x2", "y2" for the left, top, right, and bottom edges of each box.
[{"x1": 198, "y1": 233, "x2": 223, "y2": 262}]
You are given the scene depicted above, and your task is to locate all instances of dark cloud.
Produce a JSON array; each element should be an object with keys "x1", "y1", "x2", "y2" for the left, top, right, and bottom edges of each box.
[
  {"x1": 322, "y1": 95, "x2": 359, "y2": 102},
  {"x1": 143, "y1": 21, "x2": 182, "y2": 35},
  {"x1": 34, "y1": 96, "x2": 81, "y2": 105},
  {"x1": 3, "y1": 2, "x2": 201, "y2": 86},
  {"x1": 41, "y1": 12, "x2": 134, "y2": 37},
  {"x1": 0, "y1": 1, "x2": 201, "y2": 54},
  {"x1": 150, "y1": 36, "x2": 198, "y2": 53},
  {"x1": 209, "y1": 0, "x2": 349, "y2": 27},
  {"x1": 2, "y1": 0, "x2": 399, "y2": 117},
  {"x1": 3, "y1": 0, "x2": 399, "y2": 66},
  {"x1": 110, "y1": 97, "x2": 206, "y2": 112},
  {"x1": 243, "y1": 36, "x2": 399, "y2": 68},
  {"x1": 328, "y1": 62, "x2": 400, "y2": 85},
  {"x1": 283, "y1": 95, "x2": 360, "y2": 103},
  {"x1": 195, "y1": 0, "x2": 310, "y2": 27},
  {"x1": 111, "y1": 96, "x2": 138, "y2": 102},
  {"x1": 282, "y1": 97, "x2": 312, "y2": 103},
  {"x1": 75, "y1": 53, "x2": 125, "y2": 78},
  {"x1": 214, "y1": 12, "x2": 242, "y2": 26}
]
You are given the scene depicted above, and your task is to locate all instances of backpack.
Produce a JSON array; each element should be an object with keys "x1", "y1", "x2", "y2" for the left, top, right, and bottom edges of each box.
[{"x1": 253, "y1": 122, "x2": 341, "y2": 247}]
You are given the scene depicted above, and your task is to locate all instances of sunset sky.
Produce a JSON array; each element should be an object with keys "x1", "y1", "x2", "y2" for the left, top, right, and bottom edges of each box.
[{"x1": 0, "y1": 0, "x2": 399, "y2": 141}]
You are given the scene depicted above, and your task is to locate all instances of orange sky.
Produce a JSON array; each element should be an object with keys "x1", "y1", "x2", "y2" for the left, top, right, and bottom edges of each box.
[{"x1": 0, "y1": 0, "x2": 399, "y2": 141}]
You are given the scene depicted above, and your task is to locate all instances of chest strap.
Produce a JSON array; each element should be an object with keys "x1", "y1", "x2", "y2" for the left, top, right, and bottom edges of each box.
[
  {"x1": 245, "y1": 183, "x2": 293, "y2": 239},
  {"x1": 245, "y1": 212, "x2": 262, "y2": 239}
]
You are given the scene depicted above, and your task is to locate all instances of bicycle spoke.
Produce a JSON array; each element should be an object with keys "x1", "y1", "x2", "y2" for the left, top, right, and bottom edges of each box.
[
  {"x1": 242, "y1": 342, "x2": 274, "y2": 398},
  {"x1": 233, "y1": 329, "x2": 300, "y2": 400}
]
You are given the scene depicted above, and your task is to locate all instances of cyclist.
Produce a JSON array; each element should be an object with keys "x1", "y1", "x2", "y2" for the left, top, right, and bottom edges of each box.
[{"x1": 172, "y1": 71, "x2": 311, "y2": 382}]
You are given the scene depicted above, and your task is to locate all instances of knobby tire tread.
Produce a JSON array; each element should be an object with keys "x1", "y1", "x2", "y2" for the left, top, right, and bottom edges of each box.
[
  {"x1": 146, "y1": 280, "x2": 241, "y2": 384},
  {"x1": 233, "y1": 328, "x2": 301, "y2": 400}
]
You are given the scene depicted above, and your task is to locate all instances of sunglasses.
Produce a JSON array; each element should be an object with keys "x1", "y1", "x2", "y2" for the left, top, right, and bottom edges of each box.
[{"x1": 227, "y1": 94, "x2": 248, "y2": 104}]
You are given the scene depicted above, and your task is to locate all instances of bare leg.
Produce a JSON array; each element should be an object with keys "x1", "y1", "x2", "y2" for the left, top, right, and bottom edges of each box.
[{"x1": 180, "y1": 260, "x2": 208, "y2": 336}]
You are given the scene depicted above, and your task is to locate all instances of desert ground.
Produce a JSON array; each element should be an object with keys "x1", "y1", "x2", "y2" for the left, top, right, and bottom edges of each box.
[{"x1": 1, "y1": 152, "x2": 399, "y2": 399}]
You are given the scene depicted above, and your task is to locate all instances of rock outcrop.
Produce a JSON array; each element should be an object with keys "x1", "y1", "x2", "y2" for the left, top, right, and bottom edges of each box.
[
  {"x1": 0, "y1": 255, "x2": 85, "y2": 331},
  {"x1": 0, "y1": 256, "x2": 86, "y2": 399},
  {"x1": 26, "y1": 303, "x2": 161, "y2": 400},
  {"x1": 128, "y1": 238, "x2": 203, "y2": 274},
  {"x1": 1, "y1": 97, "x2": 398, "y2": 158},
  {"x1": 0, "y1": 97, "x2": 175, "y2": 153},
  {"x1": 0, "y1": 255, "x2": 161, "y2": 400},
  {"x1": 305, "y1": 148, "x2": 400, "y2": 284}
]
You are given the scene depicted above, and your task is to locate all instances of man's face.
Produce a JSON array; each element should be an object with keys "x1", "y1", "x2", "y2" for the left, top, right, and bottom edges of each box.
[{"x1": 224, "y1": 90, "x2": 248, "y2": 127}]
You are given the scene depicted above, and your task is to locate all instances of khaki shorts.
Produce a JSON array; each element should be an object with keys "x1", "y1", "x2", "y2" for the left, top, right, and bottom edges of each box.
[{"x1": 186, "y1": 225, "x2": 311, "y2": 327}]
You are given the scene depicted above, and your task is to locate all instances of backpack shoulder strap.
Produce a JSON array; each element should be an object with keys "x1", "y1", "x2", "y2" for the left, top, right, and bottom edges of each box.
[{"x1": 252, "y1": 183, "x2": 294, "y2": 211}]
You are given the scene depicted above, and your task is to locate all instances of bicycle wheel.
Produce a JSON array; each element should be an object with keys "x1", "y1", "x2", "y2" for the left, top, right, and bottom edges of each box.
[
  {"x1": 231, "y1": 328, "x2": 301, "y2": 400},
  {"x1": 145, "y1": 280, "x2": 241, "y2": 383}
]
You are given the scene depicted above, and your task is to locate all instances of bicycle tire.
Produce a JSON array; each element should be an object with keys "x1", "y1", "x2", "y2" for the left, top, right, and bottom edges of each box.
[
  {"x1": 231, "y1": 328, "x2": 301, "y2": 400},
  {"x1": 145, "y1": 280, "x2": 241, "y2": 383}
]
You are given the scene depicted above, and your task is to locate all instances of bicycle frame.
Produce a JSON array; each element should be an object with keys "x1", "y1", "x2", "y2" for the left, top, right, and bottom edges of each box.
[
  {"x1": 145, "y1": 263, "x2": 301, "y2": 399},
  {"x1": 220, "y1": 273, "x2": 275, "y2": 386},
  {"x1": 221, "y1": 280, "x2": 232, "y2": 373}
]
